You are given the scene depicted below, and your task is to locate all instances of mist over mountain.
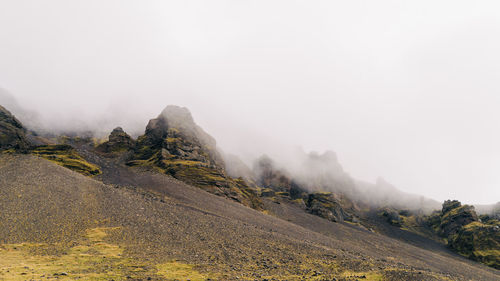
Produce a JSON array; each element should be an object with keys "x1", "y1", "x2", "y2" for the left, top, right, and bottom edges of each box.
[
  {"x1": 1, "y1": 88, "x2": 440, "y2": 211},
  {"x1": 3, "y1": 1, "x2": 500, "y2": 205},
  {"x1": 2, "y1": 1, "x2": 500, "y2": 279}
]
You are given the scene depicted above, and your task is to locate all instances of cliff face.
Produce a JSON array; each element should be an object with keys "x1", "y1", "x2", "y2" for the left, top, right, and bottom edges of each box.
[
  {"x1": 0, "y1": 105, "x2": 29, "y2": 152},
  {"x1": 127, "y1": 105, "x2": 262, "y2": 210}
]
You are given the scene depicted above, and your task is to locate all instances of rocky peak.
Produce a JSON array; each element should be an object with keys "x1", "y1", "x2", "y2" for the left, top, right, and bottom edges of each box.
[
  {"x1": 254, "y1": 155, "x2": 293, "y2": 191},
  {"x1": 127, "y1": 105, "x2": 263, "y2": 210},
  {"x1": 97, "y1": 127, "x2": 135, "y2": 153},
  {"x1": 138, "y1": 105, "x2": 221, "y2": 167},
  {"x1": 0, "y1": 105, "x2": 29, "y2": 151},
  {"x1": 442, "y1": 200, "x2": 462, "y2": 214}
]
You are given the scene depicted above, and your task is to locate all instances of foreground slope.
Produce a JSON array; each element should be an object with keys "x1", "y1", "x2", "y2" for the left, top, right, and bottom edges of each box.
[{"x1": 1, "y1": 154, "x2": 499, "y2": 280}]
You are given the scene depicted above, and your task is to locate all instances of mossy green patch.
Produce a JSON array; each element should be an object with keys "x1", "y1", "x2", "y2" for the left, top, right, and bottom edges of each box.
[
  {"x1": 31, "y1": 145, "x2": 101, "y2": 176},
  {"x1": 156, "y1": 261, "x2": 209, "y2": 281},
  {"x1": 339, "y1": 270, "x2": 384, "y2": 281},
  {"x1": 449, "y1": 221, "x2": 500, "y2": 269},
  {"x1": 0, "y1": 227, "x2": 211, "y2": 280}
]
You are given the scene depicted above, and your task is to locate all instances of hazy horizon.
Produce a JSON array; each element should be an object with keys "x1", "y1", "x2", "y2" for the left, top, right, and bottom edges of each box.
[{"x1": 1, "y1": 1, "x2": 500, "y2": 205}]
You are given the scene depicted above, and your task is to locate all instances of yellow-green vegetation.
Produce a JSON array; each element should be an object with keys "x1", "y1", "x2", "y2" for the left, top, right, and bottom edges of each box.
[
  {"x1": 128, "y1": 148, "x2": 264, "y2": 210},
  {"x1": 396, "y1": 212, "x2": 446, "y2": 243},
  {"x1": 448, "y1": 221, "x2": 500, "y2": 269},
  {"x1": 156, "y1": 261, "x2": 208, "y2": 281},
  {"x1": 384, "y1": 201, "x2": 500, "y2": 269},
  {"x1": 338, "y1": 270, "x2": 384, "y2": 281},
  {"x1": 0, "y1": 227, "x2": 210, "y2": 280},
  {"x1": 31, "y1": 145, "x2": 101, "y2": 176},
  {"x1": 275, "y1": 191, "x2": 290, "y2": 197}
]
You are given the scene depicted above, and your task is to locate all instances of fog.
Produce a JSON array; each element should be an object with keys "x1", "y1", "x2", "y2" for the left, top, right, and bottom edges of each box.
[{"x1": 1, "y1": 1, "x2": 500, "y2": 205}]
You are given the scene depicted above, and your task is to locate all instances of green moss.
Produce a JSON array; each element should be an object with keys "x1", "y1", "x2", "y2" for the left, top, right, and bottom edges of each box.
[
  {"x1": 165, "y1": 137, "x2": 182, "y2": 144},
  {"x1": 31, "y1": 145, "x2": 101, "y2": 176},
  {"x1": 156, "y1": 261, "x2": 209, "y2": 280},
  {"x1": 0, "y1": 227, "x2": 200, "y2": 280},
  {"x1": 275, "y1": 191, "x2": 290, "y2": 197}
]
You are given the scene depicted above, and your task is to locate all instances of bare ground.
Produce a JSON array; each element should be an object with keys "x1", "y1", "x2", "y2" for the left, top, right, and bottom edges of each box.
[{"x1": 0, "y1": 154, "x2": 499, "y2": 280}]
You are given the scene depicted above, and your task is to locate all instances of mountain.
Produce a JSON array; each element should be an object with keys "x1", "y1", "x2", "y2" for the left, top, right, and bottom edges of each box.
[
  {"x1": 0, "y1": 103, "x2": 499, "y2": 280},
  {"x1": 125, "y1": 105, "x2": 263, "y2": 209}
]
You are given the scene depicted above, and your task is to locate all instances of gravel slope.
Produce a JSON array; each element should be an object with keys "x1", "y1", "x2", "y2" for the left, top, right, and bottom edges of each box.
[{"x1": 0, "y1": 154, "x2": 499, "y2": 280}]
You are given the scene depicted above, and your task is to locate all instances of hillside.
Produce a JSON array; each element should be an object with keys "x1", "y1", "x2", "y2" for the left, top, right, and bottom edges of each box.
[
  {"x1": 1, "y1": 154, "x2": 500, "y2": 280},
  {"x1": 0, "y1": 103, "x2": 499, "y2": 280}
]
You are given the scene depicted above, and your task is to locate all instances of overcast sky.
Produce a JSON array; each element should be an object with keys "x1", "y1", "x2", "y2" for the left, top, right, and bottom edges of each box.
[{"x1": 1, "y1": 1, "x2": 499, "y2": 204}]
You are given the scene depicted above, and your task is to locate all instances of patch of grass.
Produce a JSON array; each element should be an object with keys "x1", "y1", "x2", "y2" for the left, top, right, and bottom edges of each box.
[
  {"x1": 340, "y1": 270, "x2": 384, "y2": 280},
  {"x1": 0, "y1": 227, "x2": 210, "y2": 280},
  {"x1": 156, "y1": 261, "x2": 209, "y2": 281},
  {"x1": 31, "y1": 145, "x2": 101, "y2": 176}
]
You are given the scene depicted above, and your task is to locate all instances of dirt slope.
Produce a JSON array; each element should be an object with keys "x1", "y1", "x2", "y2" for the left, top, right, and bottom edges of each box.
[{"x1": 0, "y1": 154, "x2": 499, "y2": 280}]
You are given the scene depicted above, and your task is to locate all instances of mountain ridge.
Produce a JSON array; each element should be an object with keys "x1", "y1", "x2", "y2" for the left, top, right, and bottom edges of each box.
[{"x1": 1, "y1": 102, "x2": 499, "y2": 278}]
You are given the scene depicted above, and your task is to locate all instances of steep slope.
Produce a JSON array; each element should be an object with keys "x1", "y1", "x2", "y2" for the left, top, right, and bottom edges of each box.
[{"x1": 1, "y1": 154, "x2": 499, "y2": 280}]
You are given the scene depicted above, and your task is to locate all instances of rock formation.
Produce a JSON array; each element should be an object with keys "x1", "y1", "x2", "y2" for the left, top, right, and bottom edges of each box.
[
  {"x1": 0, "y1": 105, "x2": 29, "y2": 152},
  {"x1": 97, "y1": 127, "x2": 135, "y2": 153},
  {"x1": 127, "y1": 105, "x2": 262, "y2": 209}
]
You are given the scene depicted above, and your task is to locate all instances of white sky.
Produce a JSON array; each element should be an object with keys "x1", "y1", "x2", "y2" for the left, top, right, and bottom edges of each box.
[{"x1": 1, "y1": 0, "x2": 499, "y2": 204}]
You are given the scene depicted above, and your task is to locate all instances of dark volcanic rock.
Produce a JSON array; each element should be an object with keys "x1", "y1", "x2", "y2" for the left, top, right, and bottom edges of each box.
[
  {"x1": 306, "y1": 192, "x2": 358, "y2": 223},
  {"x1": 127, "y1": 105, "x2": 263, "y2": 210},
  {"x1": 442, "y1": 200, "x2": 462, "y2": 214},
  {"x1": 0, "y1": 105, "x2": 29, "y2": 152},
  {"x1": 97, "y1": 127, "x2": 135, "y2": 153},
  {"x1": 430, "y1": 200, "x2": 500, "y2": 269},
  {"x1": 381, "y1": 208, "x2": 403, "y2": 226},
  {"x1": 132, "y1": 105, "x2": 223, "y2": 168},
  {"x1": 440, "y1": 200, "x2": 478, "y2": 237}
]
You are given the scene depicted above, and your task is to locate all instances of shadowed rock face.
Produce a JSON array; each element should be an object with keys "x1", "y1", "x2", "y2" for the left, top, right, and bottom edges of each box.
[
  {"x1": 254, "y1": 155, "x2": 303, "y2": 196},
  {"x1": 97, "y1": 127, "x2": 135, "y2": 153},
  {"x1": 0, "y1": 105, "x2": 29, "y2": 152},
  {"x1": 135, "y1": 105, "x2": 223, "y2": 168},
  {"x1": 440, "y1": 200, "x2": 478, "y2": 237},
  {"x1": 306, "y1": 192, "x2": 360, "y2": 223}
]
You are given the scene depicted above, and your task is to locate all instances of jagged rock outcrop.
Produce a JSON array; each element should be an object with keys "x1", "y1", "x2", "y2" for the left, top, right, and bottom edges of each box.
[
  {"x1": 380, "y1": 199, "x2": 499, "y2": 269},
  {"x1": 380, "y1": 208, "x2": 403, "y2": 226},
  {"x1": 293, "y1": 150, "x2": 358, "y2": 197},
  {"x1": 439, "y1": 200, "x2": 479, "y2": 237},
  {"x1": 254, "y1": 155, "x2": 304, "y2": 198},
  {"x1": 127, "y1": 105, "x2": 262, "y2": 210},
  {"x1": 0, "y1": 105, "x2": 29, "y2": 152},
  {"x1": 97, "y1": 127, "x2": 135, "y2": 153},
  {"x1": 254, "y1": 154, "x2": 360, "y2": 223},
  {"x1": 426, "y1": 200, "x2": 499, "y2": 269},
  {"x1": 129, "y1": 105, "x2": 223, "y2": 168},
  {"x1": 306, "y1": 192, "x2": 359, "y2": 223}
]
